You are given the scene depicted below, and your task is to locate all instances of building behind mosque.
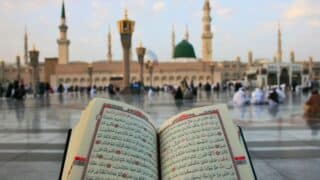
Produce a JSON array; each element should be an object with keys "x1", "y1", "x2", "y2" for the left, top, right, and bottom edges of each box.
[{"x1": 1, "y1": 0, "x2": 320, "y2": 89}]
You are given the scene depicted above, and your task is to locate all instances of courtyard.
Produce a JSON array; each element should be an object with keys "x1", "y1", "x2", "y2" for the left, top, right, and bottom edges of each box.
[{"x1": 0, "y1": 91, "x2": 319, "y2": 180}]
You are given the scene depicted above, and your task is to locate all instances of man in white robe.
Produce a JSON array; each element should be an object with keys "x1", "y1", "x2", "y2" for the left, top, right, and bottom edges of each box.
[
  {"x1": 276, "y1": 87, "x2": 286, "y2": 103},
  {"x1": 251, "y1": 88, "x2": 265, "y2": 105},
  {"x1": 233, "y1": 88, "x2": 249, "y2": 106}
]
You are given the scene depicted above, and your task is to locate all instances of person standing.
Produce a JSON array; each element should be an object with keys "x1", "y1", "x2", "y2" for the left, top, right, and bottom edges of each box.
[
  {"x1": 304, "y1": 89, "x2": 320, "y2": 116},
  {"x1": 0, "y1": 83, "x2": 3, "y2": 97},
  {"x1": 268, "y1": 89, "x2": 279, "y2": 106},
  {"x1": 232, "y1": 87, "x2": 249, "y2": 106}
]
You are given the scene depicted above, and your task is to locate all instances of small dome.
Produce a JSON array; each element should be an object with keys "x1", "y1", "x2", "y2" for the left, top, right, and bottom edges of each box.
[
  {"x1": 146, "y1": 50, "x2": 158, "y2": 63},
  {"x1": 173, "y1": 40, "x2": 196, "y2": 59}
]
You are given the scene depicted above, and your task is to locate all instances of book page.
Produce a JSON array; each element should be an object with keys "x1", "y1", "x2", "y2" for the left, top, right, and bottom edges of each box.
[
  {"x1": 66, "y1": 98, "x2": 159, "y2": 180},
  {"x1": 62, "y1": 101, "x2": 93, "y2": 180},
  {"x1": 159, "y1": 105, "x2": 254, "y2": 180}
]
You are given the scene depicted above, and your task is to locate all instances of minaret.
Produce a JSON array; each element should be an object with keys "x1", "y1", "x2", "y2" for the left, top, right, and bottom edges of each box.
[
  {"x1": 185, "y1": 25, "x2": 189, "y2": 41},
  {"x1": 277, "y1": 23, "x2": 282, "y2": 63},
  {"x1": 273, "y1": 54, "x2": 277, "y2": 63},
  {"x1": 202, "y1": 0, "x2": 213, "y2": 61},
  {"x1": 24, "y1": 26, "x2": 29, "y2": 65},
  {"x1": 107, "y1": 25, "x2": 112, "y2": 62},
  {"x1": 171, "y1": 25, "x2": 175, "y2": 58},
  {"x1": 290, "y1": 51, "x2": 295, "y2": 63},
  {"x1": 236, "y1": 56, "x2": 241, "y2": 63},
  {"x1": 248, "y1": 50, "x2": 253, "y2": 66},
  {"x1": 57, "y1": 0, "x2": 70, "y2": 64}
]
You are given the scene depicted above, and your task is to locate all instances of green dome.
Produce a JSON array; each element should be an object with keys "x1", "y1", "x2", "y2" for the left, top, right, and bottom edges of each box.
[{"x1": 173, "y1": 40, "x2": 196, "y2": 59}]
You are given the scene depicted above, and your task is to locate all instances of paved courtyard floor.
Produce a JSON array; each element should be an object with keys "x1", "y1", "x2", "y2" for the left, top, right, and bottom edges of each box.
[{"x1": 0, "y1": 91, "x2": 319, "y2": 180}]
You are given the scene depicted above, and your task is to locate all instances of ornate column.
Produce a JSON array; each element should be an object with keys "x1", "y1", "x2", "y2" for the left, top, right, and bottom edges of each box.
[
  {"x1": 117, "y1": 9, "x2": 135, "y2": 93},
  {"x1": 145, "y1": 61, "x2": 154, "y2": 87},
  {"x1": 87, "y1": 64, "x2": 93, "y2": 87},
  {"x1": 16, "y1": 55, "x2": 21, "y2": 81},
  {"x1": 29, "y1": 46, "x2": 40, "y2": 97},
  {"x1": 248, "y1": 50, "x2": 253, "y2": 66},
  {"x1": 210, "y1": 63, "x2": 215, "y2": 84},
  {"x1": 309, "y1": 56, "x2": 313, "y2": 80},
  {"x1": 0, "y1": 61, "x2": 5, "y2": 83},
  {"x1": 136, "y1": 42, "x2": 146, "y2": 86},
  {"x1": 290, "y1": 51, "x2": 295, "y2": 63}
]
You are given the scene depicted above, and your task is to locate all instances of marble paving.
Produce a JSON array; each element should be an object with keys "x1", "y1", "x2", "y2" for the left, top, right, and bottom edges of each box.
[{"x1": 0, "y1": 91, "x2": 319, "y2": 180}]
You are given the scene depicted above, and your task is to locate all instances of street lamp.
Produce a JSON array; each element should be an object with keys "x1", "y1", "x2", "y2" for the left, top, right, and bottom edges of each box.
[
  {"x1": 145, "y1": 60, "x2": 154, "y2": 87},
  {"x1": 0, "y1": 60, "x2": 4, "y2": 83},
  {"x1": 16, "y1": 55, "x2": 21, "y2": 81},
  {"x1": 29, "y1": 45, "x2": 40, "y2": 97},
  {"x1": 117, "y1": 9, "x2": 135, "y2": 92},
  {"x1": 210, "y1": 62, "x2": 215, "y2": 84},
  {"x1": 217, "y1": 62, "x2": 224, "y2": 84},
  {"x1": 136, "y1": 42, "x2": 146, "y2": 86},
  {"x1": 88, "y1": 63, "x2": 93, "y2": 87}
]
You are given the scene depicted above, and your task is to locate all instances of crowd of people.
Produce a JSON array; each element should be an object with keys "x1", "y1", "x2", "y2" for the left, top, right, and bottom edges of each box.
[
  {"x1": 0, "y1": 80, "x2": 27, "y2": 100},
  {"x1": 232, "y1": 86, "x2": 286, "y2": 107},
  {"x1": 1, "y1": 78, "x2": 319, "y2": 117}
]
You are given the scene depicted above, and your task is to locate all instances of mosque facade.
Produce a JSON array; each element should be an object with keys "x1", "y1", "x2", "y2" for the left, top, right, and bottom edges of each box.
[{"x1": 1, "y1": 0, "x2": 320, "y2": 89}]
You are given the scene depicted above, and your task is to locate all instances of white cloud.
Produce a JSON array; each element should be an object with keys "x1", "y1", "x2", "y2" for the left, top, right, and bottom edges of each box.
[
  {"x1": 90, "y1": 0, "x2": 109, "y2": 29},
  {"x1": 136, "y1": 0, "x2": 147, "y2": 7},
  {"x1": 192, "y1": 0, "x2": 233, "y2": 20},
  {"x1": 216, "y1": 7, "x2": 233, "y2": 17},
  {"x1": 152, "y1": 1, "x2": 165, "y2": 13},
  {"x1": 0, "y1": 0, "x2": 81, "y2": 13},
  {"x1": 284, "y1": 0, "x2": 320, "y2": 20},
  {"x1": 308, "y1": 19, "x2": 320, "y2": 27},
  {"x1": 212, "y1": 0, "x2": 233, "y2": 18}
]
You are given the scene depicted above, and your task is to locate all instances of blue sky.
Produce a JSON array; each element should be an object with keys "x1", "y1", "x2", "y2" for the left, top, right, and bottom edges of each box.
[{"x1": 0, "y1": 0, "x2": 319, "y2": 63}]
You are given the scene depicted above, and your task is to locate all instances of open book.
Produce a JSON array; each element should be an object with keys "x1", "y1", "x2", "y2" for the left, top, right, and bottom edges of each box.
[{"x1": 62, "y1": 98, "x2": 255, "y2": 180}]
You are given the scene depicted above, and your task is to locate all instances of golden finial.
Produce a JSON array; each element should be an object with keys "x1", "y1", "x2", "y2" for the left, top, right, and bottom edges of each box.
[
  {"x1": 124, "y1": 8, "x2": 128, "y2": 19},
  {"x1": 185, "y1": 24, "x2": 189, "y2": 41},
  {"x1": 33, "y1": 44, "x2": 36, "y2": 51}
]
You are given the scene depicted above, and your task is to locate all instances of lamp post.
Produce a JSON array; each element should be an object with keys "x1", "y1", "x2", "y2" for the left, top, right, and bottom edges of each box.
[
  {"x1": 136, "y1": 42, "x2": 146, "y2": 86},
  {"x1": 117, "y1": 9, "x2": 135, "y2": 93},
  {"x1": 29, "y1": 45, "x2": 40, "y2": 97},
  {"x1": 145, "y1": 60, "x2": 154, "y2": 87},
  {"x1": 88, "y1": 63, "x2": 93, "y2": 88},
  {"x1": 309, "y1": 56, "x2": 313, "y2": 80},
  {"x1": 0, "y1": 61, "x2": 4, "y2": 83},
  {"x1": 210, "y1": 63, "x2": 215, "y2": 84},
  {"x1": 217, "y1": 63, "x2": 224, "y2": 85},
  {"x1": 16, "y1": 55, "x2": 21, "y2": 81}
]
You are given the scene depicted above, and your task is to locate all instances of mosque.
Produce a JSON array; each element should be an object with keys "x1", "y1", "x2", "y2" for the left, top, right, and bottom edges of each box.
[{"x1": 1, "y1": 0, "x2": 319, "y2": 90}]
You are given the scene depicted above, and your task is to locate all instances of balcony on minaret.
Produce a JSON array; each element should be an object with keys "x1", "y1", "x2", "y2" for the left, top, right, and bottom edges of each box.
[{"x1": 59, "y1": 23, "x2": 68, "y2": 33}]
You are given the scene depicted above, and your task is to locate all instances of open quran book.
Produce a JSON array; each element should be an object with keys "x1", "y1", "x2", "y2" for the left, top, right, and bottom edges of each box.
[{"x1": 61, "y1": 98, "x2": 255, "y2": 180}]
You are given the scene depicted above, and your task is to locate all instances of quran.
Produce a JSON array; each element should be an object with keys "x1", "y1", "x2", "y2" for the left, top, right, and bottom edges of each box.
[{"x1": 61, "y1": 98, "x2": 255, "y2": 180}]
